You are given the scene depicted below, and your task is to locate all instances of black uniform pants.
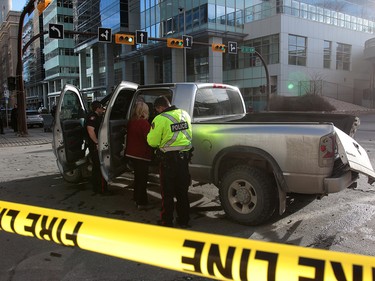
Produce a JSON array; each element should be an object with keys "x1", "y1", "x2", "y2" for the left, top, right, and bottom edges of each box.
[
  {"x1": 159, "y1": 151, "x2": 191, "y2": 225},
  {"x1": 132, "y1": 158, "x2": 149, "y2": 205},
  {"x1": 89, "y1": 146, "x2": 108, "y2": 193}
]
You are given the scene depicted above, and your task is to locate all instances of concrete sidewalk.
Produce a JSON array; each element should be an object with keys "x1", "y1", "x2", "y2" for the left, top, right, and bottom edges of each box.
[{"x1": 0, "y1": 127, "x2": 52, "y2": 148}]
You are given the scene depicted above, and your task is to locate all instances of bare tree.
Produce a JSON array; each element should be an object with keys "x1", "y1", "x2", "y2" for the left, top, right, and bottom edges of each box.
[{"x1": 299, "y1": 71, "x2": 324, "y2": 96}]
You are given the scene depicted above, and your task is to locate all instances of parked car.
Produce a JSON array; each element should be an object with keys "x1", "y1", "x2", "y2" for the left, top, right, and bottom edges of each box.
[{"x1": 26, "y1": 110, "x2": 44, "y2": 128}]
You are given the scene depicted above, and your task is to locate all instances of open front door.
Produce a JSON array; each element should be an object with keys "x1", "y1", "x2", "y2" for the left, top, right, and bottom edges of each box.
[
  {"x1": 98, "y1": 81, "x2": 138, "y2": 182},
  {"x1": 52, "y1": 84, "x2": 87, "y2": 180}
]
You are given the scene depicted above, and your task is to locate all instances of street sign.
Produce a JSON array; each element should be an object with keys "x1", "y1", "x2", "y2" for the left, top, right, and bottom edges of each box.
[
  {"x1": 228, "y1": 41, "x2": 237, "y2": 54},
  {"x1": 49, "y1": 23, "x2": 64, "y2": 40},
  {"x1": 182, "y1": 35, "x2": 193, "y2": 49},
  {"x1": 136, "y1": 30, "x2": 148, "y2": 44},
  {"x1": 98, "y1": 27, "x2": 112, "y2": 43},
  {"x1": 242, "y1": 46, "x2": 256, "y2": 53},
  {"x1": 4, "y1": 89, "x2": 9, "y2": 99}
]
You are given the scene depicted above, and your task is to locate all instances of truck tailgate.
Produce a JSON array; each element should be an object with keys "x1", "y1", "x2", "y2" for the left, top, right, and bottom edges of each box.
[{"x1": 335, "y1": 127, "x2": 375, "y2": 184}]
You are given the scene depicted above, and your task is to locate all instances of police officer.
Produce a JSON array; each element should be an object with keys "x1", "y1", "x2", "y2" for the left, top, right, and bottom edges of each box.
[
  {"x1": 86, "y1": 100, "x2": 109, "y2": 194},
  {"x1": 147, "y1": 96, "x2": 193, "y2": 228}
]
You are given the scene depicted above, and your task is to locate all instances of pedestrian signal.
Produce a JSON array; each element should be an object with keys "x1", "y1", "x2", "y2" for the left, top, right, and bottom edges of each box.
[
  {"x1": 212, "y1": 44, "x2": 226, "y2": 53},
  {"x1": 167, "y1": 38, "x2": 184, "y2": 48},
  {"x1": 115, "y1": 34, "x2": 135, "y2": 45}
]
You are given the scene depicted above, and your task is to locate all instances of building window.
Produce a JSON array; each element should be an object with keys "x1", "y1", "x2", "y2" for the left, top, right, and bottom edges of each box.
[
  {"x1": 288, "y1": 34, "x2": 306, "y2": 66},
  {"x1": 336, "y1": 43, "x2": 351, "y2": 71},
  {"x1": 324, "y1": 40, "x2": 331, "y2": 69},
  {"x1": 238, "y1": 34, "x2": 279, "y2": 69}
]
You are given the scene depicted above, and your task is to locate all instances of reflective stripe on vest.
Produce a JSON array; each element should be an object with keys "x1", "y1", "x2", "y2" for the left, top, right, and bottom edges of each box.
[{"x1": 160, "y1": 110, "x2": 192, "y2": 152}]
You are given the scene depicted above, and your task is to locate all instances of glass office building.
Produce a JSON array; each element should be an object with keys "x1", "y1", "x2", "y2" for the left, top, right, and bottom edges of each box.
[
  {"x1": 23, "y1": 13, "x2": 46, "y2": 110},
  {"x1": 72, "y1": 0, "x2": 133, "y2": 102},
  {"x1": 71, "y1": 0, "x2": 375, "y2": 109},
  {"x1": 43, "y1": 0, "x2": 79, "y2": 108}
]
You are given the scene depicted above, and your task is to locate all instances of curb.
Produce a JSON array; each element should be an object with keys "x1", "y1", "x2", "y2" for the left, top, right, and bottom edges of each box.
[
  {"x1": 0, "y1": 138, "x2": 52, "y2": 148},
  {"x1": 0, "y1": 128, "x2": 52, "y2": 148}
]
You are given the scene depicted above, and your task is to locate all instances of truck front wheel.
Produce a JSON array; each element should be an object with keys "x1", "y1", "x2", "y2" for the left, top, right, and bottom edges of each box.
[
  {"x1": 56, "y1": 159, "x2": 83, "y2": 183},
  {"x1": 62, "y1": 168, "x2": 82, "y2": 183},
  {"x1": 219, "y1": 166, "x2": 277, "y2": 225}
]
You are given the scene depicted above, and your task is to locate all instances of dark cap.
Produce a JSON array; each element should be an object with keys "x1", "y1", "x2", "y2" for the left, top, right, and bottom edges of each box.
[
  {"x1": 154, "y1": 96, "x2": 171, "y2": 108},
  {"x1": 91, "y1": 101, "x2": 102, "y2": 111}
]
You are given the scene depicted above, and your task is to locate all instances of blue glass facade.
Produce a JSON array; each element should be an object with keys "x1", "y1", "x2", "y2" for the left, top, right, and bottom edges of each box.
[
  {"x1": 140, "y1": 0, "x2": 251, "y2": 38},
  {"x1": 75, "y1": 0, "x2": 129, "y2": 46}
]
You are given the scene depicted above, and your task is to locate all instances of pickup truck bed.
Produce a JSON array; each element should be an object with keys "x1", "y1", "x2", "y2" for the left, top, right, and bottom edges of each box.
[{"x1": 238, "y1": 112, "x2": 359, "y2": 137}]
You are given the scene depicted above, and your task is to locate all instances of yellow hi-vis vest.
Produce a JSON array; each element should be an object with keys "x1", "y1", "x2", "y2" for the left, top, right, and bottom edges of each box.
[{"x1": 147, "y1": 108, "x2": 192, "y2": 152}]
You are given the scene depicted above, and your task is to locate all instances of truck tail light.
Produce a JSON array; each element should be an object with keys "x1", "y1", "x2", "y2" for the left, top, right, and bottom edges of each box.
[{"x1": 319, "y1": 133, "x2": 336, "y2": 167}]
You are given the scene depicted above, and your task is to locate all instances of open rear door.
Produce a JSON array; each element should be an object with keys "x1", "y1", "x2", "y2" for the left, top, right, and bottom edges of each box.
[
  {"x1": 52, "y1": 84, "x2": 88, "y2": 177},
  {"x1": 98, "y1": 81, "x2": 138, "y2": 182},
  {"x1": 335, "y1": 127, "x2": 375, "y2": 185}
]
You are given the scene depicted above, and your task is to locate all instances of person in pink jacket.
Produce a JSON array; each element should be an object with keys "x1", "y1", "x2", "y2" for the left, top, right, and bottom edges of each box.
[{"x1": 125, "y1": 101, "x2": 153, "y2": 210}]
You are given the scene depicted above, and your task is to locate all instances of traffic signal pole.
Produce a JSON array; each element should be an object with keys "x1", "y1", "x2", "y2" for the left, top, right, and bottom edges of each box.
[
  {"x1": 15, "y1": 0, "x2": 35, "y2": 136},
  {"x1": 254, "y1": 51, "x2": 270, "y2": 111}
]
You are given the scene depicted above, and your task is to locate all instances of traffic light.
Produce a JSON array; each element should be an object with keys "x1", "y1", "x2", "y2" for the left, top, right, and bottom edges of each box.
[
  {"x1": 212, "y1": 44, "x2": 226, "y2": 53},
  {"x1": 37, "y1": 0, "x2": 51, "y2": 14},
  {"x1": 167, "y1": 38, "x2": 184, "y2": 48},
  {"x1": 115, "y1": 34, "x2": 135, "y2": 45}
]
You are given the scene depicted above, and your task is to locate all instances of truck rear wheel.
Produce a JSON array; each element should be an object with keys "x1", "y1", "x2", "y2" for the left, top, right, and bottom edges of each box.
[{"x1": 219, "y1": 166, "x2": 277, "y2": 225}]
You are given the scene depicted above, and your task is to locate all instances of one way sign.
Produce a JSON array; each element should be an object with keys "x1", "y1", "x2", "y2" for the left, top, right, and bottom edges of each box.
[
  {"x1": 49, "y1": 23, "x2": 64, "y2": 40},
  {"x1": 183, "y1": 35, "x2": 193, "y2": 49},
  {"x1": 136, "y1": 30, "x2": 148, "y2": 44}
]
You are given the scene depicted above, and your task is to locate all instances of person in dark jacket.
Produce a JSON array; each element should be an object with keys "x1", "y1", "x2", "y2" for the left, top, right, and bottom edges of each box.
[
  {"x1": 10, "y1": 104, "x2": 17, "y2": 132},
  {"x1": 125, "y1": 101, "x2": 153, "y2": 210},
  {"x1": 86, "y1": 101, "x2": 109, "y2": 195},
  {"x1": 0, "y1": 110, "x2": 4, "y2": 134}
]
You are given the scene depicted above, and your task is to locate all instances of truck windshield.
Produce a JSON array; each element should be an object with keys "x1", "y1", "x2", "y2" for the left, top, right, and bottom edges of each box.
[{"x1": 194, "y1": 88, "x2": 244, "y2": 117}]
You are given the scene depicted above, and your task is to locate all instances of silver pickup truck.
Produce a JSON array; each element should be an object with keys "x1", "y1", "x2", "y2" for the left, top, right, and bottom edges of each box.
[{"x1": 52, "y1": 82, "x2": 375, "y2": 225}]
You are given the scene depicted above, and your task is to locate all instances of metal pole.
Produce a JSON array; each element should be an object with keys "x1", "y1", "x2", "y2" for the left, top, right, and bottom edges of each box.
[
  {"x1": 16, "y1": 0, "x2": 35, "y2": 136},
  {"x1": 184, "y1": 9, "x2": 187, "y2": 82},
  {"x1": 255, "y1": 51, "x2": 270, "y2": 111},
  {"x1": 179, "y1": 7, "x2": 186, "y2": 82}
]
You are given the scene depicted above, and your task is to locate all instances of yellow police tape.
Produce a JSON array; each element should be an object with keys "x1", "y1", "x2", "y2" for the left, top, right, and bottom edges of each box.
[{"x1": 0, "y1": 199, "x2": 374, "y2": 281}]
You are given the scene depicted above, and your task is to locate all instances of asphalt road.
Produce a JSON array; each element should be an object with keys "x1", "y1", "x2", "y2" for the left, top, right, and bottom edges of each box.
[{"x1": 0, "y1": 114, "x2": 374, "y2": 280}]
